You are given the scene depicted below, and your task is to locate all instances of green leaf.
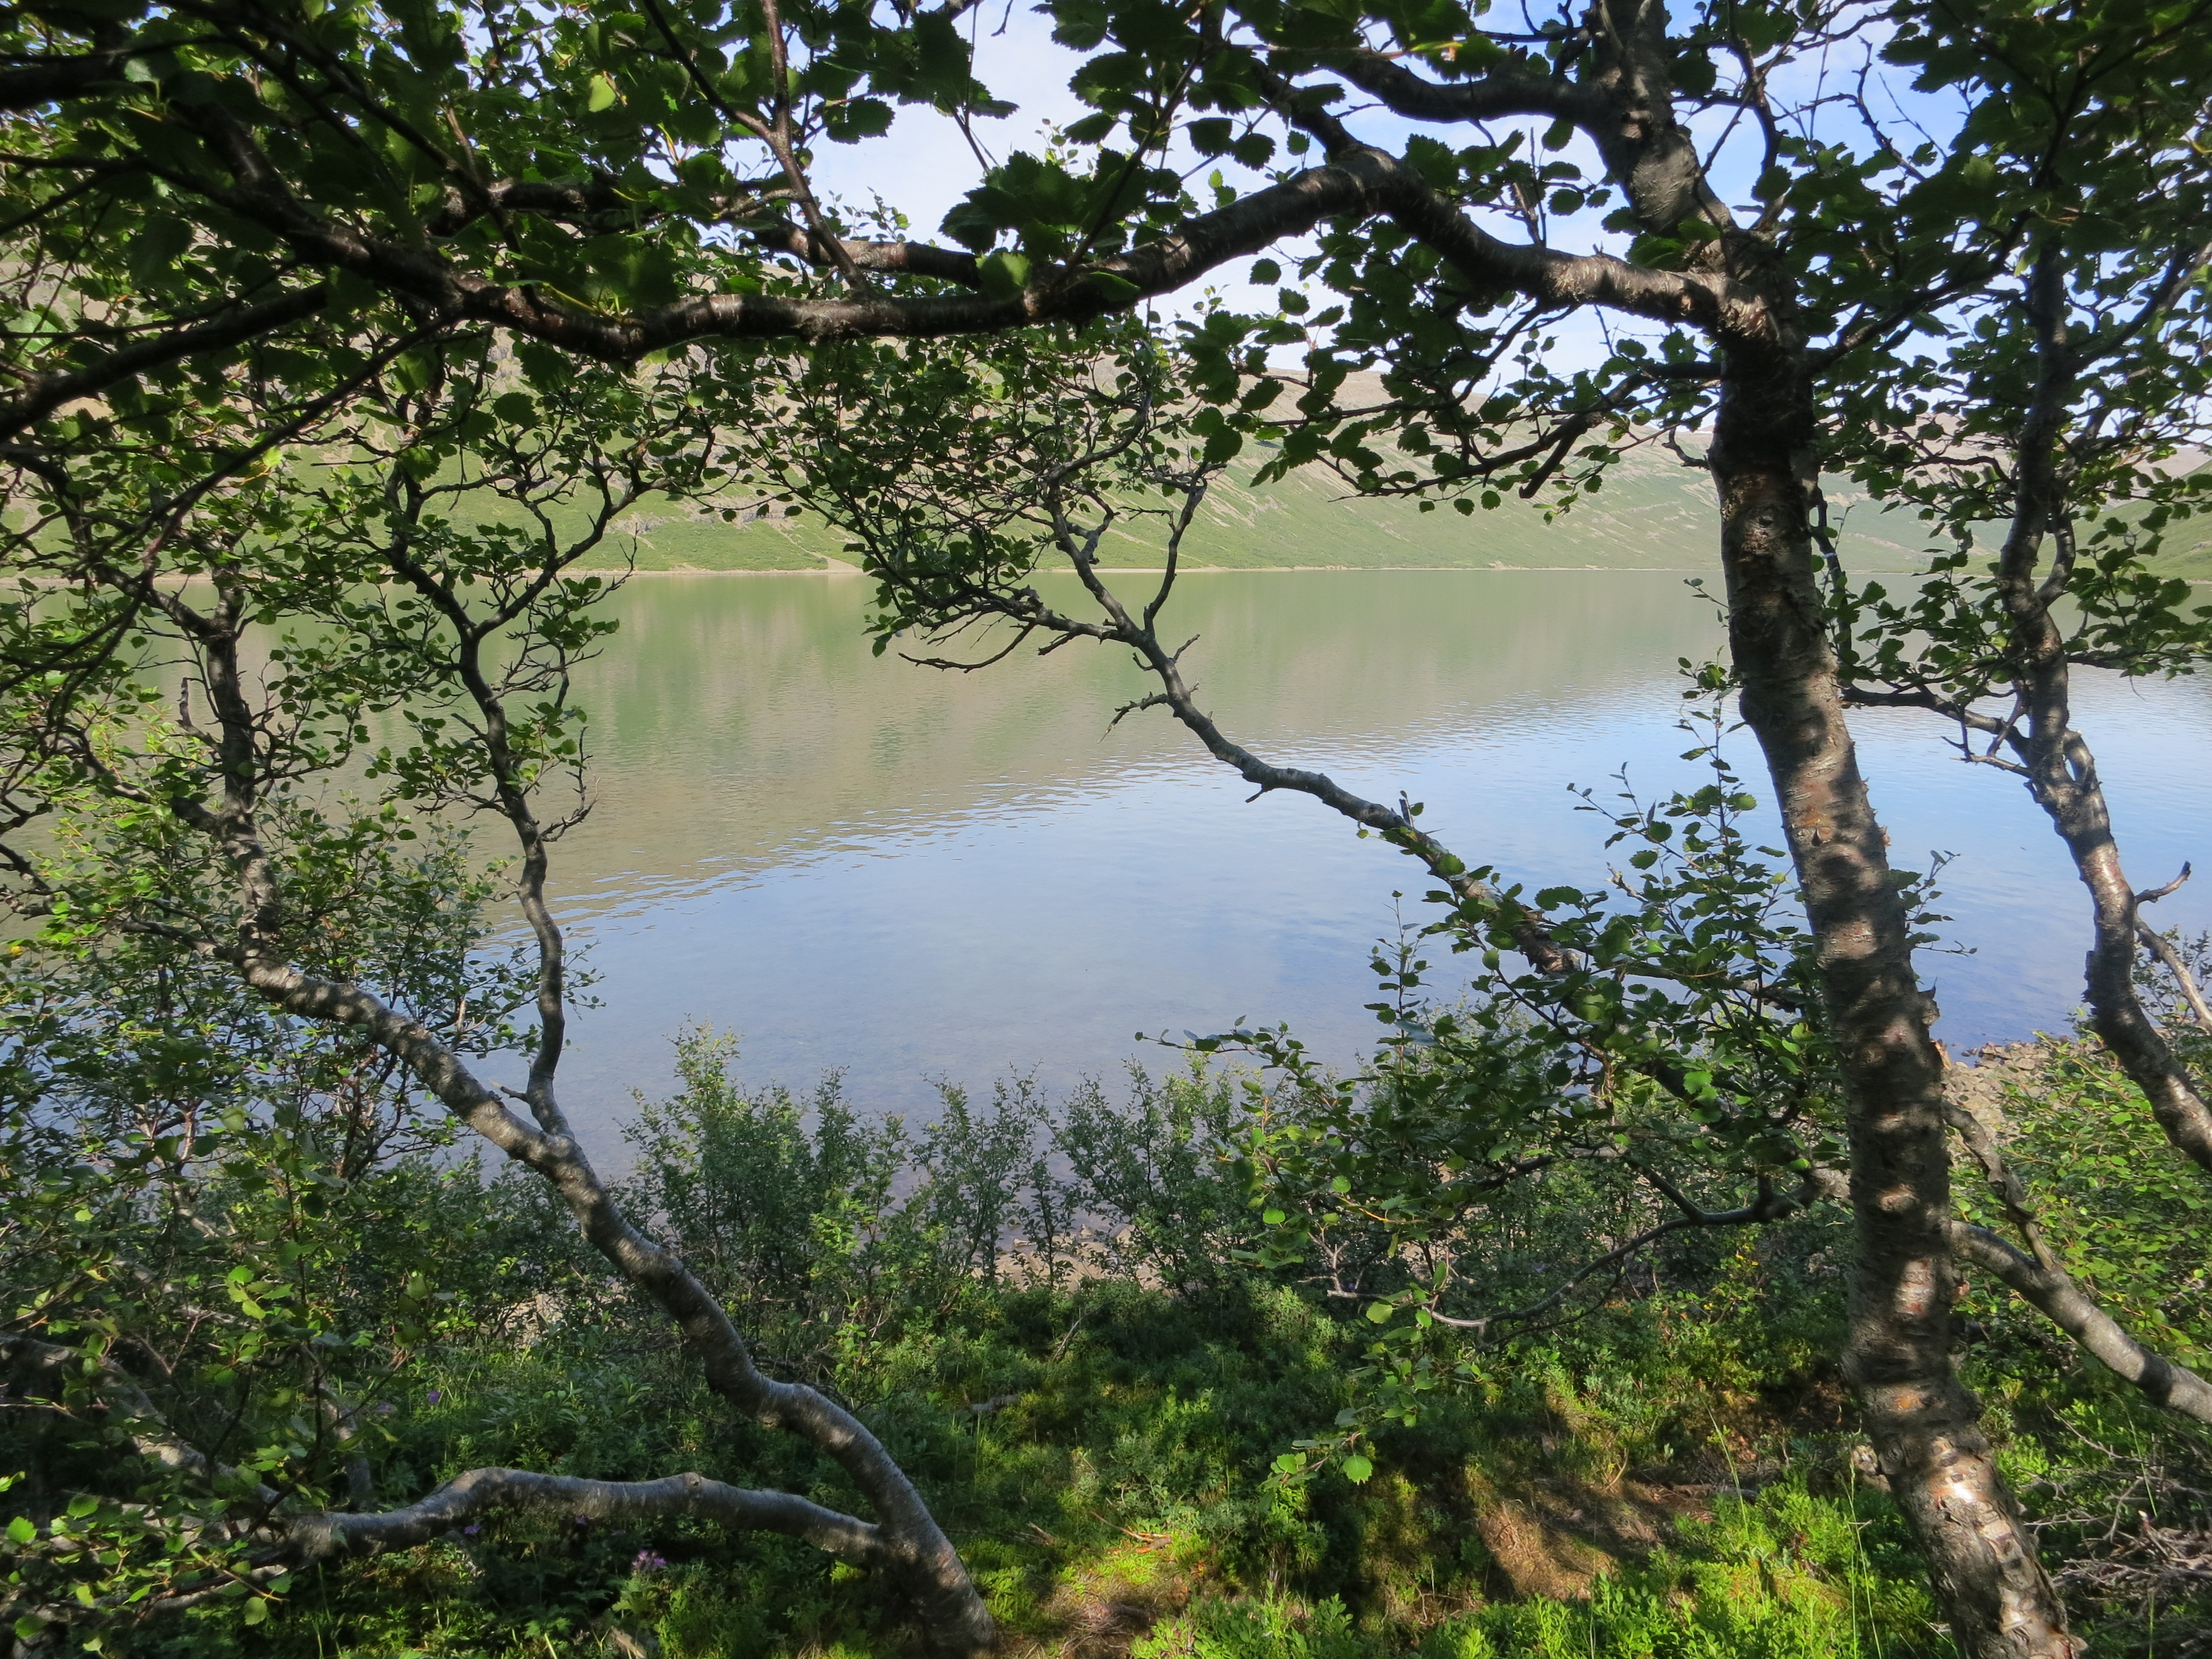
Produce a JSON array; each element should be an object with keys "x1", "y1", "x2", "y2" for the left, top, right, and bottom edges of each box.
[
  {"x1": 1342, "y1": 1453, "x2": 1374, "y2": 1483},
  {"x1": 6, "y1": 1515, "x2": 35, "y2": 1543},
  {"x1": 127, "y1": 213, "x2": 194, "y2": 285},
  {"x1": 583, "y1": 234, "x2": 684, "y2": 310},
  {"x1": 978, "y1": 250, "x2": 1032, "y2": 301},
  {"x1": 587, "y1": 74, "x2": 619, "y2": 112},
  {"x1": 1084, "y1": 270, "x2": 1140, "y2": 304},
  {"x1": 823, "y1": 97, "x2": 895, "y2": 143}
]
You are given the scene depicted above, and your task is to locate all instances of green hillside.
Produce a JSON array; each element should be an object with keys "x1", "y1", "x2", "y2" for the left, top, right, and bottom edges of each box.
[
  {"x1": 23, "y1": 441, "x2": 2203, "y2": 577},
  {"x1": 2137, "y1": 476, "x2": 2212, "y2": 578},
  {"x1": 586, "y1": 439, "x2": 1955, "y2": 576}
]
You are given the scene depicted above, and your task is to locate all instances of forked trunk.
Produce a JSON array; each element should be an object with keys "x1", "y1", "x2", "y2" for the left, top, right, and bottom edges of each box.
[{"x1": 1709, "y1": 352, "x2": 2079, "y2": 1659}]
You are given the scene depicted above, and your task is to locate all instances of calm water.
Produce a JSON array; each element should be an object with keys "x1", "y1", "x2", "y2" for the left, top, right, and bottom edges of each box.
[{"x1": 520, "y1": 570, "x2": 2212, "y2": 1159}]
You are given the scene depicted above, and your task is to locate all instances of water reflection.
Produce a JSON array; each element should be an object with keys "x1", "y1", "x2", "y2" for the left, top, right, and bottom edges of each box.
[{"x1": 533, "y1": 570, "x2": 2212, "y2": 1159}]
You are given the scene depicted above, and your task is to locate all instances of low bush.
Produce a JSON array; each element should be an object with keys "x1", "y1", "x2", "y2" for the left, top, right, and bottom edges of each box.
[{"x1": 11, "y1": 1026, "x2": 2212, "y2": 1656}]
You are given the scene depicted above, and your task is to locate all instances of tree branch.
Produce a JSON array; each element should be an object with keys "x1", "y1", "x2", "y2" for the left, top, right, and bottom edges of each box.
[
  {"x1": 0, "y1": 285, "x2": 330, "y2": 440},
  {"x1": 9, "y1": 144, "x2": 1758, "y2": 443},
  {"x1": 289, "y1": 1467, "x2": 892, "y2": 1569},
  {"x1": 1951, "y1": 1222, "x2": 2212, "y2": 1423},
  {"x1": 1328, "y1": 50, "x2": 1596, "y2": 127}
]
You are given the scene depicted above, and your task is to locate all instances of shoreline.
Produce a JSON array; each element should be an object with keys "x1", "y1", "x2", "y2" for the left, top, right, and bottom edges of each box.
[
  {"x1": 600, "y1": 562, "x2": 1933, "y2": 577},
  {"x1": 30, "y1": 561, "x2": 2208, "y2": 583}
]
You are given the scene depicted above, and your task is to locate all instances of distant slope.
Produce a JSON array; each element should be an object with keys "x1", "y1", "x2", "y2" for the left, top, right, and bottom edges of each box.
[
  {"x1": 589, "y1": 439, "x2": 1942, "y2": 575},
  {"x1": 585, "y1": 411, "x2": 2212, "y2": 579},
  {"x1": 2149, "y1": 533, "x2": 2212, "y2": 579},
  {"x1": 2141, "y1": 466, "x2": 2212, "y2": 579},
  {"x1": 599, "y1": 504, "x2": 846, "y2": 571},
  {"x1": 1056, "y1": 440, "x2": 1940, "y2": 572}
]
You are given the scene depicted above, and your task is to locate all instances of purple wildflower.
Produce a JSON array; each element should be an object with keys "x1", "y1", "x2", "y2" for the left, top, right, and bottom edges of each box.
[
  {"x1": 425, "y1": 1390, "x2": 441, "y2": 1405},
  {"x1": 631, "y1": 1551, "x2": 669, "y2": 1575}
]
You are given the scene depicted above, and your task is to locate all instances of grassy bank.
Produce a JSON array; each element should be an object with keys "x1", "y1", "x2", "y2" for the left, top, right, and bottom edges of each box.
[
  {"x1": 13, "y1": 1030, "x2": 2191, "y2": 1659},
  {"x1": 175, "y1": 1262, "x2": 1946, "y2": 1659}
]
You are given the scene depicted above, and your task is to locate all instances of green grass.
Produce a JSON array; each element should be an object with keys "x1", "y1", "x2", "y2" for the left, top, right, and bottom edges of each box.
[
  {"x1": 40, "y1": 1036, "x2": 2212, "y2": 1659},
  {"x1": 146, "y1": 1258, "x2": 1960, "y2": 1659}
]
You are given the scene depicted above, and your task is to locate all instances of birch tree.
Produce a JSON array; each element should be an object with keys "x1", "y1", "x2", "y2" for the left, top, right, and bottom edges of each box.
[
  {"x1": 0, "y1": 348, "x2": 997, "y2": 1652},
  {"x1": 7, "y1": 0, "x2": 2212, "y2": 1651}
]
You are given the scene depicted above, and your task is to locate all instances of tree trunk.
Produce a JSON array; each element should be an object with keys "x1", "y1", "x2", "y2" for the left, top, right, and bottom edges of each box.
[
  {"x1": 1990, "y1": 251, "x2": 2212, "y2": 1177},
  {"x1": 1709, "y1": 349, "x2": 2080, "y2": 1659}
]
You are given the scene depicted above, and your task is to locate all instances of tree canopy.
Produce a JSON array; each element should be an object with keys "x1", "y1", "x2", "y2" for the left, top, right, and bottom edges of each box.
[{"x1": 4, "y1": 0, "x2": 2212, "y2": 1655}]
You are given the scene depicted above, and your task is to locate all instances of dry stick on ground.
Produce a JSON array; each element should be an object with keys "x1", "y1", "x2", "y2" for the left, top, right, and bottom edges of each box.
[
  {"x1": 26, "y1": 473, "x2": 997, "y2": 1652},
  {"x1": 0, "y1": 1334, "x2": 899, "y2": 1605}
]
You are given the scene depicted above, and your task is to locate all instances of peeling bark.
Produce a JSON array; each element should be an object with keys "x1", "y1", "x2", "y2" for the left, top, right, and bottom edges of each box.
[
  {"x1": 1710, "y1": 352, "x2": 2078, "y2": 1658},
  {"x1": 1990, "y1": 252, "x2": 2212, "y2": 1177}
]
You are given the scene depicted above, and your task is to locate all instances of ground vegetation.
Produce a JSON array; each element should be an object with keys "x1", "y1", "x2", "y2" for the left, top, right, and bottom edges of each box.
[{"x1": 5, "y1": 0, "x2": 2212, "y2": 1652}]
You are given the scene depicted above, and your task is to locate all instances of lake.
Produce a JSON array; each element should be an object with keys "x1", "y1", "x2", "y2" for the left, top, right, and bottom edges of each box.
[{"x1": 529, "y1": 569, "x2": 2212, "y2": 1159}]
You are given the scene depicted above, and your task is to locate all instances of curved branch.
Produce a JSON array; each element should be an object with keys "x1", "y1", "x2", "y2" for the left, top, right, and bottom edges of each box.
[
  {"x1": 420, "y1": 174, "x2": 643, "y2": 238},
  {"x1": 1042, "y1": 494, "x2": 1577, "y2": 969},
  {"x1": 0, "y1": 285, "x2": 330, "y2": 439},
  {"x1": 754, "y1": 223, "x2": 983, "y2": 288},
  {"x1": 1986, "y1": 246, "x2": 2212, "y2": 1178},
  {"x1": 0, "y1": 45, "x2": 136, "y2": 111},
  {"x1": 1951, "y1": 1222, "x2": 2212, "y2": 1423},
  {"x1": 1946, "y1": 1070, "x2": 2212, "y2": 1423},
  {"x1": 1329, "y1": 50, "x2": 1595, "y2": 126},
  {"x1": 7, "y1": 145, "x2": 1752, "y2": 441},
  {"x1": 1, "y1": 1342, "x2": 900, "y2": 1600},
  {"x1": 290, "y1": 1467, "x2": 891, "y2": 1568},
  {"x1": 2139, "y1": 921, "x2": 2212, "y2": 1034},
  {"x1": 119, "y1": 521, "x2": 996, "y2": 1649},
  {"x1": 225, "y1": 959, "x2": 989, "y2": 1645}
]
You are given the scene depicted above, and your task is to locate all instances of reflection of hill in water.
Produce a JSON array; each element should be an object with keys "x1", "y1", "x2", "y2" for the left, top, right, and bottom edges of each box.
[
  {"x1": 524, "y1": 568, "x2": 2212, "y2": 1153},
  {"x1": 553, "y1": 570, "x2": 1723, "y2": 916}
]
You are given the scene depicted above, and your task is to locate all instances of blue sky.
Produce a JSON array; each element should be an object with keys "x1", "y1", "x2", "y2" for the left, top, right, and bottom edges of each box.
[{"x1": 795, "y1": 3, "x2": 1983, "y2": 391}]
